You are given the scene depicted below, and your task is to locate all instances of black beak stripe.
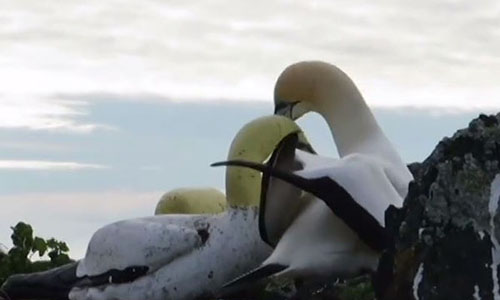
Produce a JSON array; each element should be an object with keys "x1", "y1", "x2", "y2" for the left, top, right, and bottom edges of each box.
[
  {"x1": 274, "y1": 101, "x2": 300, "y2": 117},
  {"x1": 273, "y1": 102, "x2": 287, "y2": 114}
]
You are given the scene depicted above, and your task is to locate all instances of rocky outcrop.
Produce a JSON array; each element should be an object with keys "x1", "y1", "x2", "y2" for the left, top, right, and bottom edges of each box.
[{"x1": 379, "y1": 113, "x2": 500, "y2": 300}]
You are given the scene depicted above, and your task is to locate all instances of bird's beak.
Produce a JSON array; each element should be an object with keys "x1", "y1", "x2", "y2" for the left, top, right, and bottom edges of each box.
[{"x1": 274, "y1": 101, "x2": 299, "y2": 119}]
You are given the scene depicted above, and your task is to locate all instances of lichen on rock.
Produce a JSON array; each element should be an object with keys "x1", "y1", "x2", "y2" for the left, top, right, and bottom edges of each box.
[{"x1": 380, "y1": 113, "x2": 500, "y2": 300}]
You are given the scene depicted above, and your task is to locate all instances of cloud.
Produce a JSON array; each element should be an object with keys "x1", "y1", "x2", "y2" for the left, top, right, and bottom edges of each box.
[
  {"x1": 0, "y1": 141, "x2": 70, "y2": 152},
  {"x1": 0, "y1": 160, "x2": 108, "y2": 170},
  {"x1": 0, "y1": 96, "x2": 113, "y2": 132},
  {"x1": 0, "y1": 190, "x2": 163, "y2": 258},
  {"x1": 0, "y1": 0, "x2": 499, "y2": 134}
]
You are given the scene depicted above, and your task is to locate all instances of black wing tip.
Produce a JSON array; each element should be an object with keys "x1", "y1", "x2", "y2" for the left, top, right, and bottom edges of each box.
[
  {"x1": 210, "y1": 160, "x2": 253, "y2": 167},
  {"x1": 210, "y1": 161, "x2": 228, "y2": 167},
  {"x1": 210, "y1": 160, "x2": 268, "y2": 170}
]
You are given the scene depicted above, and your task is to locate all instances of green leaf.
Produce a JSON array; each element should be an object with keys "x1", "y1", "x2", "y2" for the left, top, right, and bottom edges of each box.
[
  {"x1": 1, "y1": 222, "x2": 73, "y2": 287},
  {"x1": 11, "y1": 222, "x2": 34, "y2": 251},
  {"x1": 32, "y1": 237, "x2": 47, "y2": 257},
  {"x1": 51, "y1": 253, "x2": 71, "y2": 266},
  {"x1": 46, "y1": 238, "x2": 58, "y2": 249},
  {"x1": 59, "y1": 242, "x2": 69, "y2": 252}
]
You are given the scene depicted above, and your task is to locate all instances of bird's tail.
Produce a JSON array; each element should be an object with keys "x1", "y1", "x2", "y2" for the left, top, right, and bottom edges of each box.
[{"x1": 1, "y1": 262, "x2": 78, "y2": 300}]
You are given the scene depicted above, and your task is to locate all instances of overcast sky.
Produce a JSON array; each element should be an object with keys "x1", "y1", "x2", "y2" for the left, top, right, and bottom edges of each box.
[{"x1": 1, "y1": 0, "x2": 499, "y2": 257}]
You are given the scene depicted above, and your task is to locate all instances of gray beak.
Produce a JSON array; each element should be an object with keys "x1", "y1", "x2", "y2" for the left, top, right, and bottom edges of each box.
[{"x1": 274, "y1": 101, "x2": 299, "y2": 118}]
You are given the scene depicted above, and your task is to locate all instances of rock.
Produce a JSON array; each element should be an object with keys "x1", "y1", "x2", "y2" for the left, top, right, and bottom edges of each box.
[{"x1": 380, "y1": 113, "x2": 500, "y2": 300}]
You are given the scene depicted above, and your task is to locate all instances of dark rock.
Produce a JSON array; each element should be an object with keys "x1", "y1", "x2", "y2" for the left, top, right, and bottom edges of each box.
[{"x1": 380, "y1": 113, "x2": 500, "y2": 300}]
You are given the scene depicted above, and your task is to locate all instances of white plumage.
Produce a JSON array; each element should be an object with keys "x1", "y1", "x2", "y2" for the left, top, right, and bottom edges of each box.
[
  {"x1": 218, "y1": 61, "x2": 413, "y2": 287},
  {"x1": 273, "y1": 61, "x2": 413, "y2": 199}
]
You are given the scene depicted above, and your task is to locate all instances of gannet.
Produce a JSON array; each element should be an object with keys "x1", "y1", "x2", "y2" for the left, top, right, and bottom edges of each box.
[
  {"x1": 154, "y1": 187, "x2": 226, "y2": 215},
  {"x1": 212, "y1": 147, "x2": 401, "y2": 286},
  {"x1": 1, "y1": 115, "x2": 308, "y2": 300},
  {"x1": 273, "y1": 61, "x2": 413, "y2": 198},
  {"x1": 211, "y1": 62, "x2": 414, "y2": 287}
]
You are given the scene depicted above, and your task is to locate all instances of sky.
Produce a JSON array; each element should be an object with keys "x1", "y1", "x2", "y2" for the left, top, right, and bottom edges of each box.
[{"x1": 1, "y1": 0, "x2": 500, "y2": 257}]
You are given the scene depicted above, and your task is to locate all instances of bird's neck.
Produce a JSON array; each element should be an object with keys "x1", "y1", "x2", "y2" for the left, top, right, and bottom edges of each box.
[{"x1": 316, "y1": 90, "x2": 391, "y2": 159}]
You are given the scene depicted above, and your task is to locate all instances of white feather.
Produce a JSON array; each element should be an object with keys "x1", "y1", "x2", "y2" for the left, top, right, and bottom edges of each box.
[{"x1": 260, "y1": 61, "x2": 413, "y2": 280}]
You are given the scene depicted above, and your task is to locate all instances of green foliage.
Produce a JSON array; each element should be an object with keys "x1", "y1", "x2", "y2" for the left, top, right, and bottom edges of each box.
[
  {"x1": 0, "y1": 222, "x2": 73, "y2": 286},
  {"x1": 337, "y1": 280, "x2": 375, "y2": 300}
]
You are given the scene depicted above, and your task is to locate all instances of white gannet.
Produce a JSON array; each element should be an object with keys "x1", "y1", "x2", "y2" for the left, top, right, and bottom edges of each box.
[
  {"x1": 1, "y1": 115, "x2": 308, "y2": 300},
  {"x1": 154, "y1": 187, "x2": 226, "y2": 215},
  {"x1": 211, "y1": 62, "x2": 413, "y2": 287},
  {"x1": 273, "y1": 61, "x2": 413, "y2": 198}
]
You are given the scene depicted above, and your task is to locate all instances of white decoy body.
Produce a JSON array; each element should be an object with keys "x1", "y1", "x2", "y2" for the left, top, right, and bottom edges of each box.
[
  {"x1": 2, "y1": 116, "x2": 311, "y2": 300},
  {"x1": 216, "y1": 61, "x2": 413, "y2": 286}
]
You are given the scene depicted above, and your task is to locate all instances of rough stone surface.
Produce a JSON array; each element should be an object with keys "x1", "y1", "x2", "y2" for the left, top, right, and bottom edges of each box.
[{"x1": 380, "y1": 113, "x2": 500, "y2": 300}]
